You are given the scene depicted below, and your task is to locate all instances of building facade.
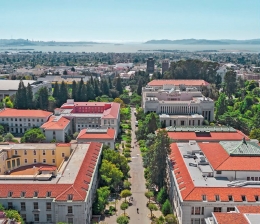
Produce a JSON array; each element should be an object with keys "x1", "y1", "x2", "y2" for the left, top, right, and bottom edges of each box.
[
  {"x1": 168, "y1": 140, "x2": 260, "y2": 224},
  {"x1": 142, "y1": 84, "x2": 214, "y2": 126},
  {"x1": 162, "y1": 60, "x2": 169, "y2": 75},
  {"x1": 0, "y1": 108, "x2": 52, "y2": 134},
  {"x1": 0, "y1": 142, "x2": 102, "y2": 224}
]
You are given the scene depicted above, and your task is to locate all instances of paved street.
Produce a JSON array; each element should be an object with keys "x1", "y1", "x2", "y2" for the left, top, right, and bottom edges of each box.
[{"x1": 103, "y1": 107, "x2": 151, "y2": 224}]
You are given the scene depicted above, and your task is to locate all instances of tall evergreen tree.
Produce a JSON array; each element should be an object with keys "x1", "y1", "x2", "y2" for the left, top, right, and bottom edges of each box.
[
  {"x1": 80, "y1": 83, "x2": 88, "y2": 102},
  {"x1": 58, "y1": 81, "x2": 68, "y2": 106},
  {"x1": 115, "y1": 77, "x2": 123, "y2": 94},
  {"x1": 137, "y1": 79, "x2": 143, "y2": 95},
  {"x1": 90, "y1": 75, "x2": 94, "y2": 85},
  {"x1": 94, "y1": 79, "x2": 101, "y2": 97},
  {"x1": 72, "y1": 80, "x2": 78, "y2": 100},
  {"x1": 26, "y1": 83, "x2": 34, "y2": 109},
  {"x1": 77, "y1": 78, "x2": 84, "y2": 101},
  {"x1": 102, "y1": 79, "x2": 110, "y2": 96},
  {"x1": 86, "y1": 82, "x2": 95, "y2": 101},
  {"x1": 215, "y1": 93, "x2": 227, "y2": 120},
  {"x1": 53, "y1": 81, "x2": 59, "y2": 98},
  {"x1": 37, "y1": 87, "x2": 49, "y2": 110},
  {"x1": 108, "y1": 76, "x2": 113, "y2": 89},
  {"x1": 15, "y1": 80, "x2": 27, "y2": 109}
]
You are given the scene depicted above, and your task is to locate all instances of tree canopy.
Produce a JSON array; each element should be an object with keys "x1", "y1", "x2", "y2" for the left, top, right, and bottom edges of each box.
[{"x1": 21, "y1": 128, "x2": 45, "y2": 143}]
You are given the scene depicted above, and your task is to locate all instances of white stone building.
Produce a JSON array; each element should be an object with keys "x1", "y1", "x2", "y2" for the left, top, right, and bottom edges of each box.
[
  {"x1": 168, "y1": 139, "x2": 260, "y2": 224},
  {"x1": 0, "y1": 108, "x2": 52, "y2": 134},
  {"x1": 0, "y1": 80, "x2": 52, "y2": 101},
  {"x1": 0, "y1": 142, "x2": 102, "y2": 224},
  {"x1": 142, "y1": 83, "x2": 214, "y2": 126}
]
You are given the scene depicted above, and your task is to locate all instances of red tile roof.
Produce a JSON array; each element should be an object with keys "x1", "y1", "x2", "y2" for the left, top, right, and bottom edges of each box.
[
  {"x1": 77, "y1": 128, "x2": 116, "y2": 140},
  {"x1": 213, "y1": 213, "x2": 249, "y2": 224},
  {"x1": 237, "y1": 205, "x2": 260, "y2": 213},
  {"x1": 170, "y1": 143, "x2": 260, "y2": 202},
  {"x1": 0, "y1": 108, "x2": 52, "y2": 118},
  {"x1": 0, "y1": 142, "x2": 102, "y2": 201},
  {"x1": 102, "y1": 102, "x2": 120, "y2": 119},
  {"x1": 148, "y1": 79, "x2": 210, "y2": 87},
  {"x1": 168, "y1": 130, "x2": 249, "y2": 142},
  {"x1": 199, "y1": 143, "x2": 260, "y2": 171},
  {"x1": 41, "y1": 116, "x2": 70, "y2": 130}
]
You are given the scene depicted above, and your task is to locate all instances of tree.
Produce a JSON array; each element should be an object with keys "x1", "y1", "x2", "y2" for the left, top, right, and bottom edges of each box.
[
  {"x1": 36, "y1": 87, "x2": 49, "y2": 110},
  {"x1": 86, "y1": 82, "x2": 95, "y2": 101},
  {"x1": 115, "y1": 77, "x2": 123, "y2": 94},
  {"x1": 120, "y1": 202, "x2": 129, "y2": 216},
  {"x1": 71, "y1": 67, "x2": 75, "y2": 72},
  {"x1": 101, "y1": 79, "x2": 110, "y2": 96},
  {"x1": 15, "y1": 80, "x2": 27, "y2": 109},
  {"x1": 77, "y1": 78, "x2": 84, "y2": 101},
  {"x1": 137, "y1": 79, "x2": 142, "y2": 95},
  {"x1": 157, "y1": 187, "x2": 168, "y2": 205},
  {"x1": 93, "y1": 186, "x2": 110, "y2": 215},
  {"x1": 224, "y1": 70, "x2": 237, "y2": 99},
  {"x1": 145, "y1": 191, "x2": 154, "y2": 203},
  {"x1": 250, "y1": 129, "x2": 260, "y2": 141},
  {"x1": 3, "y1": 96, "x2": 13, "y2": 108},
  {"x1": 148, "y1": 130, "x2": 171, "y2": 190},
  {"x1": 215, "y1": 93, "x2": 227, "y2": 120},
  {"x1": 71, "y1": 80, "x2": 78, "y2": 100},
  {"x1": 53, "y1": 81, "x2": 59, "y2": 98},
  {"x1": 114, "y1": 98, "x2": 125, "y2": 108},
  {"x1": 148, "y1": 203, "x2": 158, "y2": 218},
  {"x1": 120, "y1": 189, "x2": 132, "y2": 203},
  {"x1": 94, "y1": 79, "x2": 101, "y2": 97},
  {"x1": 4, "y1": 133, "x2": 15, "y2": 142},
  {"x1": 165, "y1": 214, "x2": 177, "y2": 224},
  {"x1": 80, "y1": 83, "x2": 88, "y2": 102},
  {"x1": 21, "y1": 128, "x2": 45, "y2": 143},
  {"x1": 26, "y1": 83, "x2": 34, "y2": 109},
  {"x1": 100, "y1": 160, "x2": 123, "y2": 187},
  {"x1": 5, "y1": 209, "x2": 24, "y2": 222},
  {"x1": 58, "y1": 81, "x2": 68, "y2": 106},
  {"x1": 123, "y1": 180, "x2": 131, "y2": 189},
  {"x1": 65, "y1": 133, "x2": 71, "y2": 143},
  {"x1": 0, "y1": 125, "x2": 4, "y2": 135},
  {"x1": 116, "y1": 215, "x2": 129, "y2": 224},
  {"x1": 162, "y1": 199, "x2": 172, "y2": 216},
  {"x1": 63, "y1": 70, "x2": 68, "y2": 75}
]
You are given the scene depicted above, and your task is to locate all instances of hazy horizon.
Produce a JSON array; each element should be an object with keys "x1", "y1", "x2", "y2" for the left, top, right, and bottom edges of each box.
[{"x1": 1, "y1": 0, "x2": 259, "y2": 42}]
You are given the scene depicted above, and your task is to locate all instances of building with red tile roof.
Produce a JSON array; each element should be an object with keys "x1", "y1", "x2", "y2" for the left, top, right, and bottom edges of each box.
[
  {"x1": 0, "y1": 142, "x2": 102, "y2": 224},
  {"x1": 142, "y1": 81, "x2": 214, "y2": 126},
  {"x1": 147, "y1": 79, "x2": 210, "y2": 88},
  {"x1": 0, "y1": 108, "x2": 52, "y2": 134},
  {"x1": 167, "y1": 126, "x2": 249, "y2": 142},
  {"x1": 57, "y1": 99, "x2": 120, "y2": 136},
  {"x1": 77, "y1": 128, "x2": 116, "y2": 149},
  {"x1": 168, "y1": 140, "x2": 260, "y2": 224},
  {"x1": 40, "y1": 116, "x2": 71, "y2": 142}
]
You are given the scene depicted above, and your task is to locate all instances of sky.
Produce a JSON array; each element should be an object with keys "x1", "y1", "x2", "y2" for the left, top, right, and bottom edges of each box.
[{"x1": 0, "y1": 0, "x2": 259, "y2": 42}]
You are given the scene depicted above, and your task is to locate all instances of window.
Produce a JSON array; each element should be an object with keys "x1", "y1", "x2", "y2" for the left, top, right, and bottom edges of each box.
[
  {"x1": 68, "y1": 206, "x2": 73, "y2": 214},
  {"x1": 21, "y1": 202, "x2": 26, "y2": 211},
  {"x1": 32, "y1": 119, "x2": 35, "y2": 122},
  {"x1": 216, "y1": 171, "x2": 222, "y2": 174},
  {"x1": 256, "y1": 177, "x2": 259, "y2": 181},
  {"x1": 15, "y1": 118, "x2": 17, "y2": 121},
  {"x1": 24, "y1": 150, "x2": 27, "y2": 155},
  {"x1": 68, "y1": 194, "x2": 73, "y2": 200},
  {"x1": 52, "y1": 159, "x2": 55, "y2": 163},
  {"x1": 41, "y1": 119, "x2": 43, "y2": 122},
  {"x1": 213, "y1": 207, "x2": 222, "y2": 212},
  {"x1": 34, "y1": 159, "x2": 37, "y2": 163},
  {"x1": 247, "y1": 177, "x2": 250, "y2": 181},
  {"x1": 8, "y1": 202, "x2": 13, "y2": 209},
  {"x1": 62, "y1": 153, "x2": 65, "y2": 157},
  {"x1": 14, "y1": 150, "x2": 18, "y2": 155},
  {"x1": 215, "y1": 195, "x2": 220, "y2": 201},
  {"x1": 47, "y1": 214, "x2": 52, "y2": 222},
  {"x1": 194, "y1": 207, "x2": 201, "y2": 215},
  {"x1": 24, "y1": 159, "x2": 28, "y2": 164},
  {"x1": 33, "y1": 202, "x2": 39, "y2": 210},
  {"x1": 227, "y1": 207, "x2": 235, "y2": 212},
  {"x1": 46, "y1": 202, "x2": 51, "y2": 210},
  {"x1": 52, "y1": 150, "x2": 55, "y2": 155},
  {"x1": 111, "y1": 119, "x2": 114, "y2": 124},
  {"x1": 43, "y1": 159, "x2": 46, "y2": 163},
  {"x1": 255, "y1": 195, "x2": 259, "y2": 201},
  {"x1": 68, "y1": 218, "x2": 73, "y2": 224},
  {"x1": 34, "y1": 191, "x2": 38, "y2": 197},
  {"x1": 43, "y1": 150, "x2": 46, "y2": 155},
  {"x1": 33, "y1": 150, "x2": 36, "y2": 155},
  {"x1": 37, "y1": 119, "x2": 39, "y2": 122},
  {"x1": 191, "y1": 219, "x2": 200, "y2": 224},
  {"x1": 21, "y1": 191, "x2": 26, "y2": 197},
  {"x1": 11, "y1": 118, "x2": 13, "y2": 121},
  {"x1": 8, "y1": 191, "x2": 13, "y2": 197},
  {"x1": 46, "y1": 191, "x2": 52, "y2": 197},
  {"x1": 34, "y1": 214, "x2": 39, "y2": 222},
  {"x1": 242, "y1": 195, "x2": 246, "y2": 201},
  {"x1": 21, "y1": 214, "x2": 26, "y2": 222},
  {"x1": 228, "y1": 195, "x2": 233, "y2": 201},
  {"x1": 202, "y1": 195, "x2": 206, "y2": 201}
]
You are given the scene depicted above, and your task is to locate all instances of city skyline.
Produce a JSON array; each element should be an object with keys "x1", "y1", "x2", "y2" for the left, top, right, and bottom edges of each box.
[{"x1": 1, "y1": 0, "x2": 259, "y2": 42}]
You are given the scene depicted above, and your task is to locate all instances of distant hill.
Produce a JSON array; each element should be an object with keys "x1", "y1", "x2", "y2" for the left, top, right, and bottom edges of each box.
[
  {"x1": 0, "y1": 39, "x2": 103, "y2": 46},
  {"x1": 144, "y1": 39, "x2": 260, "y2": 45}
]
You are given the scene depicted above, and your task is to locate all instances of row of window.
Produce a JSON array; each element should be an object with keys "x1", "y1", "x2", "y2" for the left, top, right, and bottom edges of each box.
[
  {"x1": 202, "y1": 194, "x2": 259, "y2": 202},
  {"x1": 8, "y1": 191, "x2": 73, "y2": 200},
  {"x1": 191, "y1": 206, "x2": 235, "y2": 215},
  {"x1": 1, "y1": 118, "x2": 44, "y2": 122},
  {"x1": 15, "y1": 149, "x2": 55, "y2": 156},
  {"x1": 21, "y1": 214, "x2": 53, "y2": 223},
  {"x1": 104, "y1": 119, "x2": 115, "y2": 124},
  {"x1": 24, "y1": 158, "x2": 56, "y2": 164}
]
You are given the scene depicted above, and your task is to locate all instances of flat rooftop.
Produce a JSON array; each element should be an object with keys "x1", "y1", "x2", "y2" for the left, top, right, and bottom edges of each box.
[{"x1": 11, "y1": 143, "x2": 56, "y2": 150}]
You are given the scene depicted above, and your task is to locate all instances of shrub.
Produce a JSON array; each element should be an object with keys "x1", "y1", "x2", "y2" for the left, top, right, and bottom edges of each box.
[
  {"x1": 125, "y1": 143, "x2": 131, "y2": 148},
  {"x1": 157, "y1": 187, "x2": 168, "y2": 205},
  {"x1": 162, "y1": 199, "x2": 172, "y2": 216}
]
